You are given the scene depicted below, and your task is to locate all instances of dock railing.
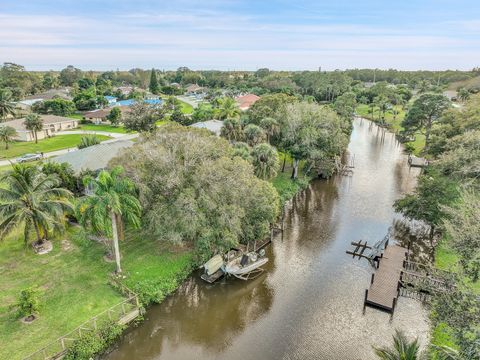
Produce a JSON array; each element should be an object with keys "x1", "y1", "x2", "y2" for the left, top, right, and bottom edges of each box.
[{"x1": 23, "y1": 292, "x2": 140, "y2": 360}]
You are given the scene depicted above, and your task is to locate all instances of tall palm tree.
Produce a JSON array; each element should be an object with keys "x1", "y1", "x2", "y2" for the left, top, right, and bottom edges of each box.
[
  {"x1": 221, "y1": 118, "x2": 243, "y2": 141},
  {"x1": 24, "y1": 113, "x2": 43, "y2": 144},
  {"x1": 0, "y1": 164, "x2": 73, "y2": 247},
  {"x1": 251, "y1": 143, "x2": 278, "y2": 180},
  {"x1": 0, "y1": 90, "x2": 16, "y2": 121},
  {"x1": 259, "y1": 117, "x2": 279, "y2": 144},
  {"x1": 76, "y1": 166, "x2": 141, "y2": 273},
  {"x1": 0, "y1": 125, "x2": 17, "y2": 149},
  {"x1": 244, "y1": 124, "x2": 266, "y2": 147},
  {"x1": 217, "y1": 97, "x2": 240, "y2": 120},
  {"x1": 374, "y1": 330, "x2": 422, "y2": 360}
]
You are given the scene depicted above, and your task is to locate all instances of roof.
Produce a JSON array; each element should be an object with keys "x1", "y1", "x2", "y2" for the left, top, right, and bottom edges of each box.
[
  {"x1": 0, "y1": 115, "x2": 77, "y2": 131},
  {"x1": 25, "y1": 89, "x2": 71, "y2": 101},
  {"x1": 235, "y1": 94, "x2": 260, "y2": 110},
  {"x1": 52, "y1": 139, "x2": 134, "y2": 173},
  {"x1": 186, "y1": 84, "x2": 203, "y2": 93},
  {"x1": 190, "y1": 120, "x2": 224, "y2": 136}
]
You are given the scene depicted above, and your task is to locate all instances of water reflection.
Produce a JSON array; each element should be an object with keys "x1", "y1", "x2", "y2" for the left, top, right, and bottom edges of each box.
[{"x1": 106, "y1": 119, "x2": 430, "y2": 360}]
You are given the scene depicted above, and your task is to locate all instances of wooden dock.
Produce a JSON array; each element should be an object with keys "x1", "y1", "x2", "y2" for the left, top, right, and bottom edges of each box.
[{"x1": 364, "y1": 244, "x2": 408, "y2": 314}]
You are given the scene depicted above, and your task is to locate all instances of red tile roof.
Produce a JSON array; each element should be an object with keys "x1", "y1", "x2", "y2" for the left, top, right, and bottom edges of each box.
[{"x1": 235, "y1": 94, "x2": 260, "y2": 110}]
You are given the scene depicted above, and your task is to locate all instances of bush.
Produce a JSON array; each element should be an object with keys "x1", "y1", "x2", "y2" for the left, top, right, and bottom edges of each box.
[
  {"x1": 64, "y1": 321, "x2": 125, "y2": 360},
  {"x1": 78, "y1": 135, "x2": 101, "y2": 149},
  {"x1": 16, "y1": 287, "x2": 41, "y2": 318}
]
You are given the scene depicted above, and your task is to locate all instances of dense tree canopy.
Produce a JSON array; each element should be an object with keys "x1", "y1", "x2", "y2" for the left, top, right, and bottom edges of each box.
[{"x1": 110, "y1": 124, "x2": 279, "y2": 259}]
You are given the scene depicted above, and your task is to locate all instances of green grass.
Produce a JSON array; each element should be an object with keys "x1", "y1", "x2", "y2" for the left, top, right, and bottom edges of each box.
[
  {"x1": 271, "y1": 154, "x2": 312, "y2": 205},
  {"x1": 178, "y1": 99, "x2": 194, "y2": 114},
  {"x1": 356, "y1": 104, "x2": 425, "y2": 155},
  {"x1": 67, "y1": 114, "x2": 84, "y2": 120},
  {"x1": 120, "y1": 233, "x2": 194, "y2": 304},
  {"x1": 0, "y1": 228, "x2": 124, "y2": 360},
  {"x1": 77, "y1": 124, "x2": 129, "y2": 134},
  {"x1": 0, "y1": 134, "x2": 111, "y2": 159}
]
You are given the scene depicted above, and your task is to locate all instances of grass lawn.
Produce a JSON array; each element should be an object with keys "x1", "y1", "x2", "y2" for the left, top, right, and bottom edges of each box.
[
  {"x1": 356, "y1": 104, "x2": 425, "y2": 155},
  {"x1": 271, "y1": 153, "x2": 311, "y2": 205},
  {"x1": 0, "y1": 228, "x2": 124, "y2": 360},
  {"x1": 177, "y1": 99, "x2": 194, "y2": 114},
  {"x1": 119, "y1": 233, "x2": 194, "y2": 304},
  {"x1": 77, "y1": 124, "x2": 129, "y2": 134},
  {"x1": 431, "y1": 238, "x2": 480, "y2": 352},
  {"x1": 0, "y1": 134, "x2": 111, "y2": 159}
]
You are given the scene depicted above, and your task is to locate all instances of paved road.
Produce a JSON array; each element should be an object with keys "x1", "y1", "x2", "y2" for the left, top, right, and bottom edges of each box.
[
  {"x1": 176, "y1": 95, "x2": 200, "y2": 109},
  {"x1": 0, "y1": 132, "x2": 139, "y2": 167},
  {"x1": 57, "y1": 130, "x2": 126, "y2": 138}
]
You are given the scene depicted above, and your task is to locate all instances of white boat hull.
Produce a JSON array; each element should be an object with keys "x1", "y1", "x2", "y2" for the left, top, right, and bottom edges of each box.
[{"x1": 225, "y1": 256, "x2": 269, "y2": 275}]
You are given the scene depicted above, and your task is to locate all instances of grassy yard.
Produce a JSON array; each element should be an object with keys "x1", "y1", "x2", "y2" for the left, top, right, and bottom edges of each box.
[
  {"x1": 0, "y1": 228, "x2": 124, "y2": 360},
  {"x1": 179, "y1": 100, "x2": 194, "y2": 114},
  {"x1": 0, "y1": 134, "x2": 111, "y2": 159},
  {"x1": 271, "y1": 153, "x2": 311, "y2": 205},
  {"x1": 430, "y1": 238, "x2": 480, "y2": 352},
  {"x1": 0, "y1": 223, "x2": 195, "y2": 359},
  {"x1": 356, "y1": 104, "x2": 425, "y2": 155},
  {"x1": 120, "y1": 233, "x2": 194, "y2": 304},
  {"x1": 77, "y1": 124, "x2": 129, "y2": 134}
]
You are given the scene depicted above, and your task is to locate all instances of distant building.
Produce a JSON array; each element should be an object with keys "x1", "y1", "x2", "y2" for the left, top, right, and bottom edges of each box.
[
  {"x1": 52, "y1": 139, "x2": 134, "y2": 173},
  {"x1": 185, "y1": 84, "x2": 204, "y2": 94},
  {"x1": 235, "y1": 94, "x2": 260, "y2": 111},
  {"x1": 16, "y1": 88, "x2": 72, "y2": 110},
  {"x1": 0, "y1": 115, "x2": 78, "y2": 142},
  {"x1": 190, "y1": 120, "x2": 224, "y2": 136},
  {"x1": 115, "y1": 86, "x2": 134, "y2": 96},
  {"x1": 84, "y1": 106, "x2": 131, "y2": 124}
]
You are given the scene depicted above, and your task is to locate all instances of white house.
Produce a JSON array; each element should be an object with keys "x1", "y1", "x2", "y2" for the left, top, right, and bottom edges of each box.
[
  {"x1": 190, "y1": 120, "x2": 224, "y2": 136},
  {"x1": 0, "y1": 115, "x2": 79, "y2": 142}
]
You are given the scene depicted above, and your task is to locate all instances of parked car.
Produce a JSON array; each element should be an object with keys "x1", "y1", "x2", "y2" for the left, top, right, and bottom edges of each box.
[{"x1": 16, "y1": 153, "x2": 42, "y2": 163}]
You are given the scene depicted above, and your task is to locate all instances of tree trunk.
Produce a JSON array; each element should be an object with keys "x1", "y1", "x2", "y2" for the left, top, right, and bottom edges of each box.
[
  {"x1": 32, "y1": 219, "x2": 42, "y2": 244},
  {"x1": 115, "y1": 213, "x2": 125, "y2": 241},
  {"x1": 425, "y1": 118, "x2": 432, "y2": 150},
  {"x1": 111, "y1": 211, "x2": 122, "y2": 273},
  {"x1": 281, "y1": 153, "x2": 287, "y2": 172},
  {"x1": 34, "y1": 131, "x2": 38, "y2": 144},
  {"x1": 429, "y1": 225, "x2": 435, "y2": 248},
  {"x1": 291, "y1": 158, "x2": 299, "y2": 179},
  {"x1": 5, "y1": 141, "x2": 8, "y2": 150}
]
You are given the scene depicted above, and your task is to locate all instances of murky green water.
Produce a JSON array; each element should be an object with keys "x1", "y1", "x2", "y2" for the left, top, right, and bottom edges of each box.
[{"x1": 105, "y1": 119, "x2": 430, "y2": 360}]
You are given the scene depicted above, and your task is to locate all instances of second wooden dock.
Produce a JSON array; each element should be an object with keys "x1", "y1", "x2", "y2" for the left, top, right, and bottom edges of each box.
[{"x1": 364, "y1": 244, "x2": 408, "y2": 314}]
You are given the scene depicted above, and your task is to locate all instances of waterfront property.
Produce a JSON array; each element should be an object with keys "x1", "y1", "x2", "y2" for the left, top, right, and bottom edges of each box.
[{"x1": 0, "y1": 115, "x2": 79, "y2": 141}]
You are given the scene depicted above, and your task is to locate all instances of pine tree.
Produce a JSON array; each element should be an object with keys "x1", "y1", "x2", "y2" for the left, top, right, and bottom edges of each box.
[{"x1": 149, "y1": 68, "x2": 160, "y2": 94}]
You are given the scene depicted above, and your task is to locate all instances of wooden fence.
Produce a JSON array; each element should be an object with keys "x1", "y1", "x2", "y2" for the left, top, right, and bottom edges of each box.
[{"x1": 23, "y1": 294, "x2": 141, "y2": 360}]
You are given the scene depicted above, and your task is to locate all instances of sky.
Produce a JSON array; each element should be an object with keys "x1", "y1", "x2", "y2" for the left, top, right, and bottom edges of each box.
[{"x1": 0, "y1": 0, "x2": 479, "y2": 71}]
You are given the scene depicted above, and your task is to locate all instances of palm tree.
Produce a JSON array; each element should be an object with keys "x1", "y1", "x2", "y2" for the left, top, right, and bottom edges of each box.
[
  {"x1": 217, "y1": 97, "x2": 240, "y2": 120},
  {"x1": 76, "y1": 167, "x2": 141, "y2": 273},
  {"x1": 259, "y1": 117, "x2": 279, "y2": 144},
  {"x1": 0, "y1": 164, "x2": 73, "y2": 247},
  {"x1": 0, "y1": 90, "x2": 16, "y2": 121},
  {"x1": 24, "y1": 113, "x2": 43, "y2": 144},
  {"x1": 221, "y1": 118, "x2": 243, "y2": 141},
  {"x1": 374, "y1": 330, "x2": 422, "y2": 360},
  {"x1": 251, "y1": 143, "x2": 278, "y2": 180},
  {"x1": 244, "y1": 124, "x2": 266, "y2": 147},
  {"x1": 0, "y1": 125, "x2": 17, "y2": 149}
]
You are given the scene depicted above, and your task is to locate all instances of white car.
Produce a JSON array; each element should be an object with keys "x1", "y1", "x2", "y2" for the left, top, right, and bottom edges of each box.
[{"x1": 17, "y1": 153, "x2": 42, "y2": 163}]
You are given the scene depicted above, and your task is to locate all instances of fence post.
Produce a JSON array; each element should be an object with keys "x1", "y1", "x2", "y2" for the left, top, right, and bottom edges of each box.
[
  {"x1": 61, "y1": 337, "x2": 66, "y2": 350},
  {"x1": 93, "y1": 317, "x2": 97, "y2": 330},
  {"x1": 121, "y1": 303, "x2": 126, "y2": 315}
]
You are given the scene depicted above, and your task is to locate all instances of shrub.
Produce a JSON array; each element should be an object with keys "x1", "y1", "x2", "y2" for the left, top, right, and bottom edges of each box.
[
  {"x1": 78, "y1": 135, "x2": 101, "y2": 149},
  {"x1": 16, "y1": 287, "x2": 41, "y2": 318},
  {"x1": 64, "y1": 322, "x2": 125, "y2": 360}
]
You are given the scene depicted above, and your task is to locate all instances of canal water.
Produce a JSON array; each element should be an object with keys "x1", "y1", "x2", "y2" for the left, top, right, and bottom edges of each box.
[{"x1": 106, "y1": 119, "x2": 430, "y2": 360}]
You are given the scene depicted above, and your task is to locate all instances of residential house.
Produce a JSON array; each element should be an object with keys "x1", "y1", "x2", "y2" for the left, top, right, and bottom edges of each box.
[
  {"x1": 0, "y1": 115, "x2": 78, "y2": 141},
  {"x1": 235, "y1": 94, "x2": 260, "y2": 111},
  {"x1": 190, "y1": 120, "x2": 224, "y2": 136},
  {"x1": 84, "y1": 106, "x2": 131, "y2": 124},
  {"x1": 16, "y1": 88, "x2": 72, "y2": 110},
  {"x1": 52, "y1": 139, "x2": 134, "y2": 174},
  {"x1": 185, "y1": 84, "x2": 204, "y2": 95}
]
